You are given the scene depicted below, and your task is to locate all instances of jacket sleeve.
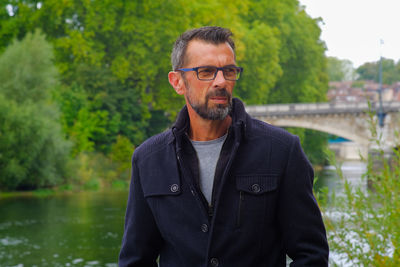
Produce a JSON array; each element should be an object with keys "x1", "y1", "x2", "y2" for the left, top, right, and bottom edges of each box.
[
  {"x1": 278, "y1": 136, "x2": 329, "y2": 266},
  {"x1": 119, "y1": 154, "x2": 163, "y2": 267}
]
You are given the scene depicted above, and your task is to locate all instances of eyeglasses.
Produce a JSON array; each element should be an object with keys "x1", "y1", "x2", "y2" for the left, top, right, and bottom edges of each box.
[{"x1": 177, "y1": 66, "x2": 243, "y2": 81}]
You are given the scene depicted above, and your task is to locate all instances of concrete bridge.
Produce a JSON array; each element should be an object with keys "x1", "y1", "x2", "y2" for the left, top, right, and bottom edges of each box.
[{"x1": 245, "y1": 101, "x2": 400, "y2": 150}]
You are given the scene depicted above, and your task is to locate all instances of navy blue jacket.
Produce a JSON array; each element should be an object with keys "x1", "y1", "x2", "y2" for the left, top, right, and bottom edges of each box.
[{"x1": 119, "y1": 98, "x2": 329, "y2": 267}]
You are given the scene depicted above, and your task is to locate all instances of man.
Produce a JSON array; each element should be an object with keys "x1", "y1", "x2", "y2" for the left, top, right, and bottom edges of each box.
[{"x1": 119, "y1": 26, "x2": 329, "y2": 267}]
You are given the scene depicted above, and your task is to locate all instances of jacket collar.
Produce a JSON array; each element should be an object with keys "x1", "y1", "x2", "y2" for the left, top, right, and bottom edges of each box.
[
  {"x1": 230, "y1": 98, "x2": 247, "y2": 140},
  {"x1": 171, "y1": 98, "x2": 248, "y2": 143}
]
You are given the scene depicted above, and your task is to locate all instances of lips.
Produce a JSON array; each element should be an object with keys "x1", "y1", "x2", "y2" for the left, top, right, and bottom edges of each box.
[
  {"x1": 207, "y1": 89, "x2": 231, "y2": 104},
  {"x1": 210, "y1": 96, "x2": 228, "y2": 103},
  {"x1": 211, "y1": 96, "x2": 227, "y2": 99}
]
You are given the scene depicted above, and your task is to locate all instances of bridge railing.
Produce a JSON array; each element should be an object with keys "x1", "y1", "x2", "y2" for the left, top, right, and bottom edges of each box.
[{"x1": 246, "y1": 101, "x2": 400, "y2": 116}]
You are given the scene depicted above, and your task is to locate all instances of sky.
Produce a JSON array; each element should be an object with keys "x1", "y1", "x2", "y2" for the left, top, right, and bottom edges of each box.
[{"x1": 299, "y1": 0, "x2": 400, "y2": 67}]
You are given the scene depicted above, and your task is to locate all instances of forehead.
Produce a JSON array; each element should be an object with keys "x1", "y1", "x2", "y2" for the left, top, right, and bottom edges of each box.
[{"x1": 184, "y1": 40, "x2": 236, "y2": 67}]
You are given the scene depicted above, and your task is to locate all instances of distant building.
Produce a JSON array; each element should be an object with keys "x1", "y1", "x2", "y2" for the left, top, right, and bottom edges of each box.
[
  {"x1": 327, "y1": 80, "x2": 399, "y2": 103},
  {"x1": 393, "y1": 82, "x2": 400, "y2": 101}
]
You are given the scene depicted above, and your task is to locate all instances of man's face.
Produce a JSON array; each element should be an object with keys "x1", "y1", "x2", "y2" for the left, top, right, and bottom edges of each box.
[{"x1": 181, "y1": 40, "x2": 236, "y2": 120}]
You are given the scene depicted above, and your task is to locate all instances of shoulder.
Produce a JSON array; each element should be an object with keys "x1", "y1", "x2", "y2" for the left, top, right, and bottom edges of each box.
[
  {"x1": 246, "y1": 115, "x2": 298, "y2": 150},
  {"x1": 244, "y1": 115, "x2": 312, "y2": 175},
  {"x1": 132, "y1": 129, "x2": 174, "y2": 163},
  {"x1": 232, "y1": 98, "x2": 298, "y2": 150}
]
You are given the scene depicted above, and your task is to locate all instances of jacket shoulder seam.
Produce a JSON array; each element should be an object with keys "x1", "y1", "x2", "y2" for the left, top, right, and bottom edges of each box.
[
  {"x1": 248, "y1": 118, "x2": 294, "y2": 150},
  {"x1": 133, "y1": 130, "x2": 173, "y2": 163}
]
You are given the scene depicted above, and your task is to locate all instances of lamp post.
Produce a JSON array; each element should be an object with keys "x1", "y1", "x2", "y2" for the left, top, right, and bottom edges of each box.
[{"x1": 377, "y1": 41, "x2": 385, "y2": 128}]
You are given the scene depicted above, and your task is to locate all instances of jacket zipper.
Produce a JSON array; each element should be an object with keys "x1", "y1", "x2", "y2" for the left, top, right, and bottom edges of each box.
[
  {"x1": 209, "y1": 128, "x2": 233, "y2": 218},
  {"x1": 236, "y1": 191, "x2": 244, "y2": 228},
  {"x1": 210, "y1": 140, "x2": 240, "y2": 227},
  {"x1": 208, "y1": 205, "x2": 213, "y2": 218},
  {"x1": 176, "y1": 152, "x2": 210, "y2": 220}
]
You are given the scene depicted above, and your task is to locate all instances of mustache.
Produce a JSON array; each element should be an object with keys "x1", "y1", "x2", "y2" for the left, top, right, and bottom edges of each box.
[{"x1": 206, "y1": 88, "x2": 231, "y2": 99}]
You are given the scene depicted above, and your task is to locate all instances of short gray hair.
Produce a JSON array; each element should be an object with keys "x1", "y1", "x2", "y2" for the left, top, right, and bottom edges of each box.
[{"x1": 171, "y1": 26, "x2": 235, "y2": 71}]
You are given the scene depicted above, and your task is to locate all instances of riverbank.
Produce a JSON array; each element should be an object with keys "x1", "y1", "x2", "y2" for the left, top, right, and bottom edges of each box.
[{"x1": 0, "y1": 181, "x2": 129, "y2": 200}]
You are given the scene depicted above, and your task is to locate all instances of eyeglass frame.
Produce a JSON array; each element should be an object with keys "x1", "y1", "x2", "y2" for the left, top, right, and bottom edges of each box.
[{"x1": 176, "y1": 65, "x2": 244, "y2": 81}]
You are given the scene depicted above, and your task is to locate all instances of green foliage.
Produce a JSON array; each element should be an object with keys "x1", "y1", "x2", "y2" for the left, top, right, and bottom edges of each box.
[
  {"x1": 284, "y1": 127, "x2": 328, "y2": 166},
  {"x1": 236, "y1": 21, "x2": 282, "y2": 104},
  {"x1": 110, "y1": 135, "x2": 135, "y2": 176},
  {"x1": 0, "y1": 97, "x2": 66, "y2": 189},
  {"x1": 0, "y1": 29, "x2": 57, "y2": 103},
  {"x1": 65, "y1": 135, "x2": 134, "y2": 190},
  {"x1": 0, "y1": 0, "x2": 328, "y2": 130},
  {"x1": 0, "y1": 0, "x2": 331, "y2": 189},
  {"x1": 266, "y1": 1, "x2": 328, "y2": 104},
  {"x1": 0, "y1": 30, "x2": 70, "y2": 190},
  {"x1": 327, "y1": 57, "x2": 356, "y2": 81},
  {"x1": 53, "y1": 84, "x2": 95, "y2": 154},
  {"x1": 302, "y1": 129, "x2": 329, "y2": 166},
  {"x1": 351, "y1": 80, "x2": 365, "y2": 88},
  {"x1": 247, "y1": 1, "x2": 329, "y2": 159},
  {"x1": 356, "y1": 58, "x2": 400, "y2": 84},
  {"x1": 111, "y1": 179, "x2": 129, "y2": 191},
  {"x1": 71, "y1": 150, "x2": 131, "y2": 190},
  {"x1": 323, "y1": 113, "x2": 400, "y2": 266}
]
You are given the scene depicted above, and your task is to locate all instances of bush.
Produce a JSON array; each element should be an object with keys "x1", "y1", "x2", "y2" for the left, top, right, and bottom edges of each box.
[
  {"x1": 0, "y1": 97, "x2": 71, "y2": 190},
  {"x1": 69, "y1": 147, "x2": 132, "y2": 191},
  {"x1": 322, "y1": 114, "x2": 400, "y2": 266},
  {"x1": 0, "y1": 30, "x2": 71, "y2": 190}
]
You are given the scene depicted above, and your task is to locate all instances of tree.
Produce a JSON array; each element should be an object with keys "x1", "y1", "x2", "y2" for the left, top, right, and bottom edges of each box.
[
  {"x1": 241, "y1": 0, "x2": 329, "y2": 163},
  {"x1": 356, "y1": 58, "x2": 400, "y2": 84},
  {"x1": 0, "y1": 29, "x2": 57, "y2": 103},
  {"x1": 235, "y1": 21, "x2": 282, "y2": 104},
  {"x1": 327, "y1": 57, "x2": 356, "y2": 81},
  {"x1": 0, "y1": 0, "x2": 330, "y2": 165},
  {"x1": 0, "y1": 30, "x2": 70, "y2": 190}
]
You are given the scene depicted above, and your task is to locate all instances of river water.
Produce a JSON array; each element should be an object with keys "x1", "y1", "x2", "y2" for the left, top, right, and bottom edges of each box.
[
  {"x1": 315, "y1": 161, "x2": 367, "y2": 195},
  {"x1": 0, "y1": 161, "x2": 367, "y2": 267},
  {"x1": 0, "y1": 191, "x2": 127, "y2": 267}
]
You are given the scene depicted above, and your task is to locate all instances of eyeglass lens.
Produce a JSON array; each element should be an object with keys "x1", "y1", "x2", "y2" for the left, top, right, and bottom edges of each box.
[{"x1": 197, "y1": 67, "x2": 240, "y2": 81}]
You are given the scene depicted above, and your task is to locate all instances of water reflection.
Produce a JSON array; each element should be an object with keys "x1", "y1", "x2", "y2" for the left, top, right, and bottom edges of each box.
[
  {"x1": 0, "y1": 191, "x2": 128, "y2": 267},
  {"x1": 315, "y1": 161, "x2": 367, "y2": 196}
]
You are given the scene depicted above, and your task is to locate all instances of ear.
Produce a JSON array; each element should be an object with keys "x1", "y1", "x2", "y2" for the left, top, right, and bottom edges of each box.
[{"x1": 168, "y1": 71, "x2": 185, "y2": 95}]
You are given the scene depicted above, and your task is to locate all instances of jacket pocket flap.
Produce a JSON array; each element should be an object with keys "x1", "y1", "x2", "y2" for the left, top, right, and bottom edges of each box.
[
  {"x1": 140, "y1": 167, "x2": 181, "y2": 198},
  {"x1": 142, "y1": 178, "x2": 181, "y2": 198},
  {"x1": 236, "y1": 174, "x2": 278, "y2": 194}
]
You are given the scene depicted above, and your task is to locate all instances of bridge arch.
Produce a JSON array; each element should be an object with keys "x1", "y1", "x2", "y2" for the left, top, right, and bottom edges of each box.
[
  {"x1": 246, "y1": 101, "x2": 400, "y2": 149},
  {"x1": 263, "y1": 115, "x2": 370, "y2": 146}
]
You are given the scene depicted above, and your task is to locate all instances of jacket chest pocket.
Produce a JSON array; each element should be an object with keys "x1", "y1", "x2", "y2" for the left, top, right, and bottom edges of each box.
[
  {"x1": 235, "y1": 174, "x2": 279, "y2": 227},
  {"x1": 141, "y1": 167, "x2": 183, "y2": 214},
  {"x1": 141, "y1": 175, "x2": 188, "y2": 237}
]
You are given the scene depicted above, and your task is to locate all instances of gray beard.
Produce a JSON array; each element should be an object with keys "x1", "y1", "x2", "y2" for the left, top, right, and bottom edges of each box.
[
  {"x1": 190, "y1": 100, "x2": 231, "y2": 120},
  {"x1": 187, "y1": 88, "x2": 232, "y2": 120},
  {"x1": 183, "y1": 76, "x2": 232, "y2": 120}
]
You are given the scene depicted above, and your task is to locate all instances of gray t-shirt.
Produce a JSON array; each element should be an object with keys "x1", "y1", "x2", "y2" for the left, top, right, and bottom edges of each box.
[{"x1": 191, "y1": 133, "x2": 227, "y2": 205}]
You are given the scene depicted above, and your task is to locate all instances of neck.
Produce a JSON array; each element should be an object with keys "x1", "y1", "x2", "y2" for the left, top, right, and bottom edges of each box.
[{"x1": 187, "y1": 106, "x2": 232, "y2": 141}]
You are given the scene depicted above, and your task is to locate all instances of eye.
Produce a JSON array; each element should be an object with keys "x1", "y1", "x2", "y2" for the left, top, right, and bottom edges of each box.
[
  {"x1": 199, "y1": 67, "x2": 216, "y2": 74},
  {"x1": 223, "y1": 67, "x2": 237, "y2": 73}
]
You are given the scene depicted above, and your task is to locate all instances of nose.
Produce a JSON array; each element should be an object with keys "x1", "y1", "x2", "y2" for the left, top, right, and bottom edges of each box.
[{"x1": 213, "y1": 69, "x2": 227, "y2": 87}]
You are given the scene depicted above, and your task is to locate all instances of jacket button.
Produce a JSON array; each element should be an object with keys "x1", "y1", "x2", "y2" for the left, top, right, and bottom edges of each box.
[
  {"x1": 251, "y1": 183, "x2": 261, "y2": 193},
  {"x1": 210, "y1": 258, "x2": 219, "y2": 267},
  {"x1": 170, "y1": 184, "x2": 179, "y2": 193},
  {"x1": 201, "y1": 224, "x2": 208, "y2": 233}
]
